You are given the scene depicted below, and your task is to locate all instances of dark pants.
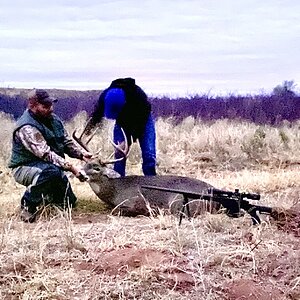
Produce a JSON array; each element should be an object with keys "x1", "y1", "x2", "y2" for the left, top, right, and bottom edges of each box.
[
  {"x1": 12, "y1": 161, "x2": 76, "y2": 212},
  {"x1": 113, "y1": 115, "x2": 157, "y2": 176}
]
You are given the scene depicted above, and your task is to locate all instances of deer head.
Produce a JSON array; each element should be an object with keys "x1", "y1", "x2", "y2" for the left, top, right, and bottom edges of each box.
[{"x1": 72, "y1": 120, "x2": 131, "y2": 179}]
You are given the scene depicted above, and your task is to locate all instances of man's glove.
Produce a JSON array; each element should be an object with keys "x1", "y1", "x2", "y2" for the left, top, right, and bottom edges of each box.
[{"x1": 82, "y1": 151, "x2": 93, "y2": 162}]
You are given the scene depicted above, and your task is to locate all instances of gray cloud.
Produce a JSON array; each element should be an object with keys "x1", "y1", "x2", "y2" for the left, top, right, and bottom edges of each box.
[{"x1": 0, "y1": 0, "x2": 299, "y2": 95}]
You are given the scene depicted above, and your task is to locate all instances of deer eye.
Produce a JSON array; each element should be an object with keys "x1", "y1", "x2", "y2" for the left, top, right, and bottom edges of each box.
[{"x1": 93, "y1": 165, "x2": 101, "y2": 171}]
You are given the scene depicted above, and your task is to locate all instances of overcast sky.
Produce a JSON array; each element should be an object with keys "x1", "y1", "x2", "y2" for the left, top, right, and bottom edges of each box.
[{"x1": 1, "y1": 0, "x2": 299, "y2": 96}]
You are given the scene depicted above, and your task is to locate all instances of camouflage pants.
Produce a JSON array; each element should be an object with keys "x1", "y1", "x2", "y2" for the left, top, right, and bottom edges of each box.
[{"x1": 12, "y1": 161, "x2": 76, "y2": 210}]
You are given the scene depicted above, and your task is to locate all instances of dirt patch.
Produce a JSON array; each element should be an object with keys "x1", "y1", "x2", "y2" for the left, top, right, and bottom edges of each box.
[
  {"x1": 71, "y1": 213, "x2": 109, "y2": 224},
  {"x1": 224, "y1": 278, "x2": 283, "y2": 300},
  {"x1": 75, "y1": 246, "x2": 195, "y2": 291},
  {"x1": 92, "y1": 248, "x2": 171, "y2": 275},
  {"x1": 257, "y1": 250, "x2": 299, "y2": 286}
]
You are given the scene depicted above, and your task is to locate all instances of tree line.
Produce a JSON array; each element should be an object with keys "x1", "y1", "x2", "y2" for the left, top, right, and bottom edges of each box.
[{"x1": 0, "y1": 81, "x2": 299, "y2": 125}]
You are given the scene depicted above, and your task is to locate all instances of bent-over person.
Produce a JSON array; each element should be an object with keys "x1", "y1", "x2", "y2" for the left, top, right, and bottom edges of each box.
[
  {"x1": 83, "y1": 77, "x2": 156, "y2": 177},
  {"x1": 8, "y1": 89, "x2": 92, "y2": 222}
]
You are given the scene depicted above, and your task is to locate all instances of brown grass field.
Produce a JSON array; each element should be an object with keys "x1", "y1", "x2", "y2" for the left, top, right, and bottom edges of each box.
[{"x1": 0, "y1": 111, "x2": 300, "y2": 300}]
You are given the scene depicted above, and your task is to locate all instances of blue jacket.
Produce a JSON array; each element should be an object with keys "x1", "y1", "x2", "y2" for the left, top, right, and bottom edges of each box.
[{"x1": 90, "y1": 78, "x2": 151, "y2": 141}]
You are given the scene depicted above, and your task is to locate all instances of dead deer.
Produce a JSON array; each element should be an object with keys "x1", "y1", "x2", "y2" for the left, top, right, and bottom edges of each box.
[{"x1": 73, "y1": 124, "x2": 220, "y2": 217}]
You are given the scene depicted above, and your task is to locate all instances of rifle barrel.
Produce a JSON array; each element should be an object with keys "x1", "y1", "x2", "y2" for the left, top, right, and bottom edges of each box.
[{"x1": 141, "y1": 185, "x2": 212, "y2": 200}]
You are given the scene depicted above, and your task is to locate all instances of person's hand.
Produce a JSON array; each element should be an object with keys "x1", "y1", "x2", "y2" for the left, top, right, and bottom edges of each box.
[
  {"x1": 68, "y1": 164, "x2": 81, "y2": 177},
  {"x1": 82, "y1": 151, "x2": 93, "y2": 162}
]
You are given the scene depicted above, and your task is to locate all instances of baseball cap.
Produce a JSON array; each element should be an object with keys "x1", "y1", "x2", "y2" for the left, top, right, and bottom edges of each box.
[
  {"x1": 104, "y1": 88, "x2": 126, "y2": 119},
  {"x1": 28, "y1": 89, "x2": 58, "y2": 105}
]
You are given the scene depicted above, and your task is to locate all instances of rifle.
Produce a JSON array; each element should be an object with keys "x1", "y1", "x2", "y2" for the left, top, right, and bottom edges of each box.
[{"x1": 141, "y1": 186, "x2": 273, "y2": 226}]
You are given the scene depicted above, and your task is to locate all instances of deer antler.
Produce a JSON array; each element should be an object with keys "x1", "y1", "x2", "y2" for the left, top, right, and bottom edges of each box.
[
  {"x1": 101, "y1": 127, "x2": 132, "y2": 165},
  {"x1": 72, "y1": 119, "x2": 131, "y2": 164},
  {"x1": 72, "y1": 118, "x2": 99, "y2": 153}
]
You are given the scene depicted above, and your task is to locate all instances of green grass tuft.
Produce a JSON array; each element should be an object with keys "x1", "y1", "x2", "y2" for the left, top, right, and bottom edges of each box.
[{"x1": 74, "y1": 198, "x2": 111, "y2": 213}]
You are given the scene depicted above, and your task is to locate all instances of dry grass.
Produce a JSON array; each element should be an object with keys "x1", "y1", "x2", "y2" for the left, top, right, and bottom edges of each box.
[{"x1": 0, "y1": 112, "x2": 300, "y2": 299}]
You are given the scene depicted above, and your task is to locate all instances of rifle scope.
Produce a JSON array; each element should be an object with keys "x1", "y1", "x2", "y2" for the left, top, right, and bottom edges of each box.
[{"x1": 208, "y1": 188, "x2": 260, "y2": 201}]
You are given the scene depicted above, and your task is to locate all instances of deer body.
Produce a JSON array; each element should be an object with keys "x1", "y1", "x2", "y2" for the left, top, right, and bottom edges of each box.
[
  {"x1": 83, "y1": 162, "x2": 219, "y2": 216},
  {"x1": 74, "y1": 124, "x2": 220, "y2": 217}
]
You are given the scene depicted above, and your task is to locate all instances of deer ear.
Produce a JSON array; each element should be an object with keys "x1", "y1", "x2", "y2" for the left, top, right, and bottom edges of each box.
[{"x1": 103, "y1": 168, "x2": 121, "y2": 179}]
